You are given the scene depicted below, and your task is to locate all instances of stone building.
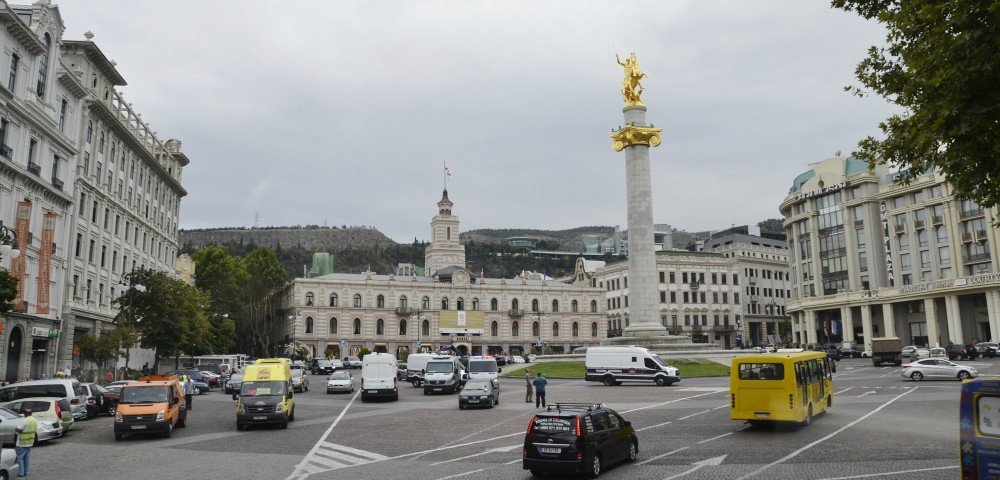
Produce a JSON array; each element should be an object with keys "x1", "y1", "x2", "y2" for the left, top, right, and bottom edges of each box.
[
  {"x1": 782, "y1": 155, "x2": 1000, "y2": 349},
  {"x1": 271, "y1": 190, "x2": 606, "y2": 359}
]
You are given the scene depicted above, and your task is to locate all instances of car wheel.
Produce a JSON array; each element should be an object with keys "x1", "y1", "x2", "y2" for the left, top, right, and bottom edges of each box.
[
  {"x1": 654, "y1": 377, "x2": 667, "y2": 387},
  {"x1": 164, "y1": 423, "x2": 173, "y2": 438},
  {"x1": 911, "y1": 371, "x2": 923, "y2": 381},
  {"x1": 114, "y1": 433, "x2": 123, "y2": 441},
  {"x1": 627, "y1": 439, "x2": 638, "y2": 462},
  {"x1": 959, "y1": 371, "x2": 972, "y2": 380},
  {"x1": 280, "y1": 421, "x2": 288, "y2": 429},
  {"x1": 588, "y1": 454, "x2": 602, "y2": 478},
  {"x1": 603, "y1": 376, "x2": 615, "y2": 386}
]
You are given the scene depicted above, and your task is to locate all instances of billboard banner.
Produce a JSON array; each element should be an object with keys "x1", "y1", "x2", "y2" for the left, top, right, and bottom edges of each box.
[
  {"x1": 10, "y1": 201, "x2": 31, "y2": 311},
  {"x1": 35, "y1": 212, "x2": 56, "y2": 314},
  {"x1": 439, "y1": 310, "x2": 484, "y2": 334}
]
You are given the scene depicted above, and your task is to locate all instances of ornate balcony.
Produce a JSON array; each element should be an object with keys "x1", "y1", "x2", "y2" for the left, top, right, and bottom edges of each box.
[
  {"x1": 932, "y1": 215, "x2": 944, "y2": 225},
  {"x1": 914, "y1": 220, "x2": 925, "y2": 230},
  {"x1": 395, "y1": 307, "x2": 413, "y2": 316},
  {"x1": 965, "y1": 253, "x2": 991, "y2": 264},
  {"x1": 508, "y1": 308, "x2": 524, "y2": 317},
  {"x1": 27, "y1": 162, "x2": 40, "y2": 176},
  {"x1": 0, "y1": 144, "x2": 11, "y2": 160},
  {"x1": 51, "y1": 177, "x2": 63, "y2": 190}
]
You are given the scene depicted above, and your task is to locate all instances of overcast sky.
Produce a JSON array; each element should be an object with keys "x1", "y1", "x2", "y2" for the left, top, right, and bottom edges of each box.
[{"x1": 56, "y1": 1, "x2": 894, "y2": 242}]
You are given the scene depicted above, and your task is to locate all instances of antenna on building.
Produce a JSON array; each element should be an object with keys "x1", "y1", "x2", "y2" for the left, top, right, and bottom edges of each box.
[{"x1": 254, "y1": 212, "x2": 259, "y2": 229}]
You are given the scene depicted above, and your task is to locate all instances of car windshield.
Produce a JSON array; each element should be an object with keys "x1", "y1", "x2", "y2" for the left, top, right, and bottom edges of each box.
[
  {"x1": 426, "y1": 362, "x2": 454, "y2": 374},
  {"x1": 463, "y1": 380, "x2": 492, "y2": 391},
  {"x1": 468, "y1": 361, "x2": 498, "y2": 373},
  {"x1": 120, "y1": 386, "x2": 172, "y2": 404},
  {"x1": 241, "y1": 381, "x2": 286, "y2": 397},
  {"x1": 649, "y1": 354, "x2": 668, "y2": 368},
  {"x1": 292, "y1": 369, "x2": 304, "y2": 378},
  {"x1": 329, "y1": 372, "x2": 351, "y2": 380},
  {"x1": 316, "y1": 360, "x2": 332, "y2": 366},
  {"x1": 348, "y1": 357, "x2": 360, "y2": 362}
]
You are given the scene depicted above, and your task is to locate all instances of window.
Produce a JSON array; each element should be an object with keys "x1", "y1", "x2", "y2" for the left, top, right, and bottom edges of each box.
[
  {"x1": 74, "y1": 233, "x2": 82, "y2": 257},
  {"x1": 457, "y1": 297, "x2": 464, "y2": 310},
  {"x1": 422, "y1": 319, "x2": 430, "y2": 336},
  {"x1": 471, "y1": 298, "x2": 479, "y2": 311},
  {"x1": 531, "y1": 299, "x2": 539, "y2": 312},
  {"x1": 305, "y1": 317, "x2": 314, "y2": 334},
  {"x1": 98, "y1": 131, "x2": 104, "y2": 153},
  {"x1": 590, "y1": 300, "x2": 598, "y2": 313},
  {"x1": 441, "y1": 297, "x2": 449, "y2": 310},
  {"x1": 399, "y1": 295, "x2": 407, "y2": 309},
  {"x1": 572, "y1": 322, "x2": 579, "y2": 337},
  {"x1": 738, "y1": 363, "x2": 785, "y2": 380},
  {"x1": 490, "y1": 298, "x2": 498, "y2": 311},
  {"x1": 921, "y1": 250, "x2": 932, "y2": 268},
  {"x1": 85, "y1": 279, "x2": 92, "y2": 300},
  {"x1": 939, "y1": 246, "x2": 951, "y2": 263},
  {"x1": 670, "y1": 272, "x2": 676, "y2": 283},
  {"x1": 88, "y1": 239, "x2": 95, "y2": 262},
  {"x1": 591, "y1": 322, "x2": 598, "y2": 337},
  {"x1": 353, "y1": 294, "x2": 362, "y2": 308},
  {"x1": 422, "y1": 296, "x2": 430, "y2": 310},
  {"x1": 36, "y1": 34, "x2": 49, "y2": 97},
  {"x1": 532, "y1": 321, "x2": 540, "y2": 337},
  {"x1": 551, "y1": 300, "x2": 559, "y2": 312},
  {"x1": 305, "y1": 292, "x2": 314, "y2": 306},
  {"x1": 937, "y1": 226, "x2": 948, "y2": 243},
  {"x1": 491, "y1": 321, "x2": 498, "y2": 336},
  {"x1": 399, "y1": 320, "x2": 407, "y2": 335},
  {"x1": 376, "y1": 319, "x2": 384, "y2": 335},
  {"x1": 512, "y1": 321, "x2": 520, "y2": 337},
  {"x1": 571, "y1": 300, "x2": 579, "y2": 312},
  {"x1": 377, "y1": 295, "x2": 385, "y2": 308},
  {"x1": 59, "y1": 100, "x2": 67, "y2": 132},
  {"x1": 552, "y1": 322, "x2": 560, "y2": 337},
  {"x1": 7, "y1": 53, "x2": 17, "y2": 92},
  {"x1": 353, "y1": 318, "x2": 361, "y2": 335},
  {"x1": 512, "y1": 299, "x2": 520, "y2": 310},
  {"x1": 329, "y1": 318, "x2": 338, "y2": 334},
  {"x1": 329, "y1": 294, "x2": 338, "y2": 307},
  {"x1": 86, "y1": 120, "x2": 92, "y2": 143}
]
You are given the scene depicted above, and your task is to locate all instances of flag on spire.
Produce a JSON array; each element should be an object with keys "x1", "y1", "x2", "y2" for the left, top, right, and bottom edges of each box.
[{"x1": 444, "y1": 165, "x2": 452, "y2": 177}]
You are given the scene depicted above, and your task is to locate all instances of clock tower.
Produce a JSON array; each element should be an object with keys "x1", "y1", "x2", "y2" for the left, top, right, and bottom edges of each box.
[{"x1": 424, "y1": 189, "x2": 466, "y2": 275}]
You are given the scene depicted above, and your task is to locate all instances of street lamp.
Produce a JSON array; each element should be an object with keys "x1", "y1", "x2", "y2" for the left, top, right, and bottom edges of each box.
[
  {"x1": 287, "y1": 311, "x2": 300, "y2": 359},
  {"x1": 0, "y1": 220, "x2": 20, "y2": 260},
  {"x1": 119, "y1": 271, "x2": 146, "y2": 379},
  {"x1": 409, "y1": 308, "x2": 425, "y2": 353},
  {"x1": 530, "y1": 310, "x2": 547, "y2": 355}
]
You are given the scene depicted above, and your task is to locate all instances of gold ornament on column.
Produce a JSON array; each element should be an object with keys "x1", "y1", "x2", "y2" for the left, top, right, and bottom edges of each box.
[{"x1": 616, "y1": 52, "x2": 647, "y2": 106}]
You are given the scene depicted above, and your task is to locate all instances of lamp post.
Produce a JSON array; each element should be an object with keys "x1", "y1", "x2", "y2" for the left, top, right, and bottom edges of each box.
[
  {"x1": 119, "y1": 271, "x2": 146, "y2": 379},
  {"x1": 287, "y1": 311, "x2": 300, "y2": 359},
  {"x1": 409, "y1": 308, "x2": 425, "y2": 354},
  {"x1": 0, "y1": 220, "x2": 21, "y2": 261},
  {"x1": 530, "y1": 310, "x2": 547, "y2": 355}
]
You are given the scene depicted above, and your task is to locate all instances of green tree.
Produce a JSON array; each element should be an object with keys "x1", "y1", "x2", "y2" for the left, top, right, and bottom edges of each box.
[
  {"x1": 243, "y1": 247, "x2": 286, "y2": 357},
  {"x1": 192, "y1": 245, "x2": 248, "y2": 318},
  {"x1": 833, "y1": 0, "x2": 1000, "y2": 209},
  {"x1": 356, "y1": 347, "x2": 371, "y2": 361},
  {"x1": 0, "y1": 252, "x2": 16, "y2": 314},
  {"x1": 208, "y1": 314, "x2": 236, "y2": 354}
]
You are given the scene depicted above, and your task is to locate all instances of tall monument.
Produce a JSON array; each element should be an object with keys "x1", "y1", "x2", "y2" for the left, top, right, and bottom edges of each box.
[{"x1": 610, "y1": 52, "x2": 667, "y2": 337}]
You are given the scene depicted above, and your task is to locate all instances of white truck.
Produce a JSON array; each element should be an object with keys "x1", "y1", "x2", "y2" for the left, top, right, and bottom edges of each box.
[
  {"x1": 361, "y1": 353, "x2": 398, "y2": 401},
  {"x1": 466, "y1": 356, "x2": 501, "y2": 384},
  {"x1": 423, "y1": 357, "x2": 467, "y2": 395},
  {"x1": 405, "y1": 353, "x2": 451, "y2": 387},
  {"x1": 584, "y1": 346, "x2": 681, "y2": 386}
]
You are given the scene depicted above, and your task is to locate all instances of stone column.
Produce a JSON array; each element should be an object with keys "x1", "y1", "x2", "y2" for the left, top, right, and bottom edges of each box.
[
  {"x1": 924, "y1": 297, "x2": 940, "y2": 347},
  {"x1": 946, "y1": 295, "x2": 963, "y2": 345},
  {"x1": 617, "y1": 105, "x2": 666, "y2": 337},
  {"x1": 861, "y1": 304, "x2": 874, "y2": 350},
  {"x1": 804, "y1": 310, "x2": 817, "y2": 345},
  {"x1": 841, "y1": 306, "x2": 854, "y2": 345},
  {"x1": 882, "y1": 303, "x2": 897, "y2": 338}
]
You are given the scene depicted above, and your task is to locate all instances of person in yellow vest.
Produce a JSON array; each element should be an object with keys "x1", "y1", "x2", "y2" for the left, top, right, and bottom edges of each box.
[{"x1": 13, "y1": 408, "x2": 36, "y2": 477}]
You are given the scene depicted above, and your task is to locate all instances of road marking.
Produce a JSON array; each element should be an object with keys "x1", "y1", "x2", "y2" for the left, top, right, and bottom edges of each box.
[
  {"x1": 879, "y1": 369, "x2": 901, "y2": 378},
  {"x1": 735, "y1": 387, "x2": 917, "y2": 480},
  {"x1": 697, "y1": 432, "x2": 733, "y2": 443},
  {"x1": 833, "y1": 387, "x2": 854, "y2": 395},
  {"x1": 412, "y1": 410, "x2": 533, "y2": 460},
  {"x1": 432, "y1": 468, "x2": 486, "y2": 480},
  {"x1": 677, "y1": 387, "x2": 728, "y2": 392},
  {"x1": 857, "y1": 391, "x2": 876, "y2": 398},
  {"x1": 286, "y1": 389, "x2": 365, "y2": 480},
  {"x1": 637, "y1": 420, "x2": 672, "y2": 432},
  {"x1": 504, "y1": 458, "x2": 521, "y2": 465},
  {"x1": 712, "y1": 404, "x2": 729, "y2": 410},
  {"x1": 620, "y1": 390, "x2": 729, "y2": 414},
  {"x1": 662, "y1": 454, "x2": 727, "y2": 480},
  {"x1": 637, "y1": 446, "x2": 689, "y2": 465},
  {"x1": 429, "y1": 444, "x2": 520, "y2": 466},
  {"x1": 813, "y1": 465, "x2": 956, "y2": 479},
  {"x1": 677, "y1": 409, "x2": 711, "y2": 421}
]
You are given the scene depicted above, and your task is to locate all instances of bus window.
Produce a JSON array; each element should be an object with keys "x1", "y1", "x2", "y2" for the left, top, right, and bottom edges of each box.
[
  {"x1": 794, "y1": 363, "x2": 803, "y2": 386},
  {"x1": 738, "y1": 363, "x2": 785, "y2": 380}
]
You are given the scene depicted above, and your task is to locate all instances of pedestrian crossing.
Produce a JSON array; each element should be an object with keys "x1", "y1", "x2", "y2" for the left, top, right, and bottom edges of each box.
[{"x1": 291, "y1": 441, "x2": 389, "y2": 475}]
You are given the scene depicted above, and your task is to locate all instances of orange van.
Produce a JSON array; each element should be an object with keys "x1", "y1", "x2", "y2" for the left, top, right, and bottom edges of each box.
[{"x1": 114, "y1": 374, "x2": 188, "y2": 440}]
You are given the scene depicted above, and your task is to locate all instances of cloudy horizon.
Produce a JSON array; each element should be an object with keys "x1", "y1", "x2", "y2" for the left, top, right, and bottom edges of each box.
[{"x1": 55, "y1": 1, "x2": 895, "y2": 242}]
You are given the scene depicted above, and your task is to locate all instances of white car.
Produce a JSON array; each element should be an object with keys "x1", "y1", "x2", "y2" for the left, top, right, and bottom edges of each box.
[
  {"x1": 326, "y1": 371, "x2": 355, "y2": 394},
  {"x1": 901, "y1": 358, "x2": 977, "y2": 381},
  {"x1": 329, "y1": 358, "x2": 345, "y2": 370},
  {"x1": 511, "y1": 356, "x2": 526, "y2": 364}
]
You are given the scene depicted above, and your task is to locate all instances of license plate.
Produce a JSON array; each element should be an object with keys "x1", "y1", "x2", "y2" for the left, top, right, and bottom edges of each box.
[
  {"x1": 434, "y1": 388, "x2": 442, "y2": 391},
  {"x1": 130, "y1": 425, "x2": 147, "y2": 430},
  {"x1": 754, "y1": 412, "x2": 770, "y2": 418},
  {"x1": 539, "y1": 447, "x2": 560, "y2": 454},
  {"x1": 253, "y1": 416, "x2": 267, "y2": 420},
  {"x1": 469, "y1": 399, "x2": 479, "y2": 403}
]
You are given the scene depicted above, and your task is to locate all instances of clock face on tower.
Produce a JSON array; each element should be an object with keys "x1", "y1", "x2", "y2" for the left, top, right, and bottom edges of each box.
[{"x1": 454, "y1": 271, "x2": 468, "y2": 286}]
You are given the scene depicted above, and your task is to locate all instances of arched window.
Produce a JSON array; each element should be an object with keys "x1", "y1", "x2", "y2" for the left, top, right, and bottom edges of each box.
[
  {"x1": 330, "y1": 318, "x2": 338, "y2": 334},
  {"x1": 422, "y1": 296, "x2": 430, "y2": 309},
  {"x1": 376, "y1": 318, "x2": 385, "y2": 335},
  {"x1": 532, "y1": 321, "x2": 539, "y2": 337},
  {"x1": 305, "y1": 317, "x2": 314, "y2": 334},
  {"x1": 36, "y1": 34, "x2": 50, "y2": 97},
  {"x1": 553, "y1": 322, "x2": 560, "y2": 337},
  {"x1": 591, "y1": 322, "x2": 598, "y2": 337},
  {"x1": 491, "y1": 321, "x2": 498, "y2": 336},
  {"x1": 531, "y1": 299, "x2": 539, "y2": 312},
  {"x1": 512, "y1": 299, "x2": 520, "y2": 310},
  {"x1": 441, "y1": 297, "x2": 449, "y2": 310},
  {"x1": 572, "y1": 300, "x2": 579, "y2": 313},
  {"x1": 572, "y1": 322, "x2": 579, "y2": 337},
  {"x1": 456, "y1": 297, "x2": 464, "y2": 311},
  {"x1": 447, "y1": 226, "x2": 451, "y2": 240},
  {"x1": 422, "y1": 319, "x2": 430, "y2": 336},
  {"x1": 329, "y1": 294, "x2": 338, "y2": 307},
  {"x1": 86, "y1": 120, "x2": 93, "y2": 143},
  {"x1": 490, "y1": 298, "x2": 498, "y2": 311},
  {"x1": 512, "y1": 321, "x2": 520, "y2": 337},
  {"x1": 353, "y1": 294, "x2": 362, "y2": 308},
  {"x1": 552, "y1": 300, "x2": 559, "y2": 312},
  {"x1": 590, "y1": 300, "x2": 598, "y2": 313},
  {"x1": 377, "y1": 295, "x2": 385, "y2": 308},
  {"x1": 305, "y1": 292, "x2": 314, "y2": 306},
  {"x1": 353, "y1": 318, "x2": 361, "y2": 335},
  {"x1": 399, "y1": 295, "x2": 408, "y2": 309},
  {"x1": 98, "y1": 131, "x2": 105, "y2": 153},
  {"x1": 399, "y1": 319, "x2": 407, "y2": 335},
  {"x1": 472, "y1": 298, "x2": 479, "y2": 311}
]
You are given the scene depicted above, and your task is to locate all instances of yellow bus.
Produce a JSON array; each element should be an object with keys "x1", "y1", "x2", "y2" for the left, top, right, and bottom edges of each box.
[{"x1": 730, "y1": 350, "x2": 834, "y2": 425}]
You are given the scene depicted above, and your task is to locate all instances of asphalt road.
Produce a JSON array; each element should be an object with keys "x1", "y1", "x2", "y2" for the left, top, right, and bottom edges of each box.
[{"x1": 25, "y1": 357, "x2": 974, "y2": 479}]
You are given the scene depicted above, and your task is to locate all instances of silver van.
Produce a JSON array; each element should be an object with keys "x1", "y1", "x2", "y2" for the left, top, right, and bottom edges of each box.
[{"x1": 0, "y1": 379, "x2": 88, "y2": 419}]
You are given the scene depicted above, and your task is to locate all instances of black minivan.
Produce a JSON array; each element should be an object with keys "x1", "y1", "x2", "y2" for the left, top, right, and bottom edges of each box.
[{"x1": 523, "y1": 403, "x2": 638, "y2": 478}]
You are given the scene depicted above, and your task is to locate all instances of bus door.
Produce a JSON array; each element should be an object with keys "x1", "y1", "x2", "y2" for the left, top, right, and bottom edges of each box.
[
  {"x1": 815, "y1": 360, "x2": 826, "y2": 400},
  {"x1": 795, "y1": 363, "x2": 808, "y2": 407}
]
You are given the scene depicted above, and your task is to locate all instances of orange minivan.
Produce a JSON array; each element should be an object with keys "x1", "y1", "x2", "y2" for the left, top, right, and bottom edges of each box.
[{"x1": 114, "y1": 375, "x2": 188, "y2": 440}]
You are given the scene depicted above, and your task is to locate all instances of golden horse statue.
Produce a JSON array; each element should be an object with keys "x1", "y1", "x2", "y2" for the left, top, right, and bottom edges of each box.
[{"x1": 616, "y1": 52, "x2": 648, "y2": 106}]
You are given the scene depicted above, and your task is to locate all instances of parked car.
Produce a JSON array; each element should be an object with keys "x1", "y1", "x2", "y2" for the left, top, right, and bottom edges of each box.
[
  {"x1": 226, "y1": 370, "x2": 244, "y2": 398},
  {"x1": 929, "y1": 347, "x2": 948, "y2": 359},
  {"x1": 100, "y1": 386, "x2": 121, "y2": 415},
  {"x1": 820, "y1": 345, "x2": 841, "y2": 361},
  {"x1": 902, "y1": 358, "x2": 977, "y2": 381},
  {"x1": 901, "y1": 345, "x2": 918, "y2": 358},
  {"x1": 977, "y1": 343, "x2": 999, "y2": 358},
  {"x1": 344, "y1": 356, "x2": 362, "y2": 369},
  {"x1": 523, "y1": 403, "x2": 638, "y2": 478},
  {"x1": 291, "y1": 368, "x2": 310, "y2": 393},
  {"x1": 80, "y1": 383, "x2": 106, "y2": 418},
  {"x1": 495, "y1": 356, "x2": 508, "y2": 367},
  {"x1": 310, "y1": 359, "x2": 336, "y2": 375},
  {"x1": 0, "y1": 399, "x2": 66, "y2": 442},
  {"x1": 396, "y1": 363, "x2": 408, "y2": 381},
  {"x1": 912, "y1": 348, "x2": 931, "y2": 360},
  {"x1": 0, "y1": 379, "x2": 88, "y2": 420},
  {"x1": 329, "y1": 358, "x2": 345, "y2": 370},
  {"x1": 511, "y1": 356, "x2": 526, "y2": 364},
  {"x1": 193, "y1": 364, "x2": 225, "y2": 386},
  {"x1": 199, "y1": 371, "x2": 222, "y2": 388},
  {"x1": 326, "y1": 371, "x2": 355, "y2": 394},
  {"x1": 164, "y1": 370, "x2": 210, "y2": 394},
  {"x1": 0, "y1": 406, "x2": 62, "y2": 445},
  {"x1": 861, "y1": 348, "x2": 872, "y2": 358},
  {"x1": 946, "y1": 344, "x2": 969, "y2": 360},
  {"x1": 458, "y1": 380, "x2": 499, "y2": 409},
  {"x1": 0, "y1": 446, "x2": 16, "y2": 479}
]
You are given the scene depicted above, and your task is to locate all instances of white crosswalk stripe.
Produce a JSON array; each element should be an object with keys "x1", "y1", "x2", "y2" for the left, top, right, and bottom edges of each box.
[{"x1": 299, "y1": 442, "x2": 389, "y2": 473}]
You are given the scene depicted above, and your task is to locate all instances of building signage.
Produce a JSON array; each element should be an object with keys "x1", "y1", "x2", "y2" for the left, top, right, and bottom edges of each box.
[
  {"x1": 880, "y1": 201, "x2": 894, "y2": 286},
  {"x1": 30, "y1": 327, "x2": 56, "y2": 338},
  {"x1": 439, "y1": 310, "x2": 484, "y2": 334},
  {"x1": 896, "y1": 273, "x2": 1000, "y2": 295},
  {"x1": 966, "y1": 273, "x2": 1000, "y2": 285},
  {"x1": 796, "y1": 181, "x2": 847, "y2": 201},
  {"x1": 35, "y1": 212, "x2": 56, "y2": 314}
]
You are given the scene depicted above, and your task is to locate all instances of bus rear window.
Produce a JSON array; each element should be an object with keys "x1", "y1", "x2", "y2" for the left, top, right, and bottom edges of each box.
[
  {"x1": 739, "y1": 363, "x2": 785, "y2": 380},
  {"x1": 977, "y1": 395, "x2": 1000, "y2": 437}
]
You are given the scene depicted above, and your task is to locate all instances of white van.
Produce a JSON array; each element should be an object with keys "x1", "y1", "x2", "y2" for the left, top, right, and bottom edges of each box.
[
  {"x1": 467, "y1": 356, "x2": 500, "y2": 384},
  {"x1": 361, "y1": 353, "x2": 398, "y2": 401},
  {"x1": 423, "y1": 357, "x2": 467, "y2": 394},
  {"x1": 584, "y1": 346, "x2": 681, "y2": 386},
  {"x1": 405, "y1": 353, "x2": 450, "y2": 386}
]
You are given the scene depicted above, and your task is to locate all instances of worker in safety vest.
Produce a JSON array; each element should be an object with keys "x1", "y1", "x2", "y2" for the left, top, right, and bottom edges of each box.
[{"x1": 14, "y1": 408, "x2": 37, "y2": 477}]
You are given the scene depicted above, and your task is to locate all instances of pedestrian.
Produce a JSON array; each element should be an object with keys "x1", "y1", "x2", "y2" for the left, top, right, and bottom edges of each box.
[
  {"x1": 141, "y1": 363, "x2": 150, "y2": 377},
  {"x1": 13, "y1": 408, "x2": 36, "y2": 477},
  {"x1": 533, "y1": 373, "x2": 548, "y2": 408},
  {"x1": 104, "y1": 369, "x2": 114, "y2": 384},
  {"x1": 524, "y1": 369, "x2": 534, "y2": 403},
  {"x1": 183, "y1": 375, "x2": 194, "y2": 411},
  {"x1": 63, "y1": 366, "x2": 71, "y2": 379},
  {"x1": 220, "y1": 368, "x2": 230, "y2": 392}
]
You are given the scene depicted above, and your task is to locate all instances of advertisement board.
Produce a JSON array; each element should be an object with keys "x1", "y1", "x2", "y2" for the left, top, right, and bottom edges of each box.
[{"x1": 439, "y1": 310, "x2": 484, "y2": 334}]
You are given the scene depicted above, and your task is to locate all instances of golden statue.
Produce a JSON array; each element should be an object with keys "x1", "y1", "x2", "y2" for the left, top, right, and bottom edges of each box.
[{"x1": 616, "y1": 52, "x2": 648, "y2": 106}]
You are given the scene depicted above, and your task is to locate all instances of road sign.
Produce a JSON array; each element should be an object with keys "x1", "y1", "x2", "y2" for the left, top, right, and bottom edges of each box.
[{"x1": 340, "y1": 340, "x2": 347, "y2": 346}]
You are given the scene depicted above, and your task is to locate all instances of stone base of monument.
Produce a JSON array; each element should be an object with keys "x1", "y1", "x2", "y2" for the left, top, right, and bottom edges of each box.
[{"x1": 571, "y1": 328, "x2": 720, "y2": 354}]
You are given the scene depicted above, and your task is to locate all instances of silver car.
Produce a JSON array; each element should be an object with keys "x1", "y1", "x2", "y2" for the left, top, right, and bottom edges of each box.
[
  {"x1": 0, "y1": 447, "x2": 16, "y2": 479},
  {"x1": 326, "y1": 371, "x2": 355, "y2": 394},
  {"x1": 0, "y1": 407, "x2": 61, "y2": 446},
  {"x1": 291, "y1": 368, "x2": 310, "y2": 393},
  {"x1": 901, "y1": 358, "x2": 978, "y2": 381}
]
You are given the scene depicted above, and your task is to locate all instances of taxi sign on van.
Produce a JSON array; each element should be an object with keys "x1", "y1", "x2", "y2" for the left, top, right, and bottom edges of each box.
[{"x1": 257, "y1": 369, "x2": 271, "y2": 380}]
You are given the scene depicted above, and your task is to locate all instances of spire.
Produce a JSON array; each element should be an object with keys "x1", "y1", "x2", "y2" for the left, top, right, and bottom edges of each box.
[{"x1": 437, "y1": 189, "x2": 453, "y2": 215}]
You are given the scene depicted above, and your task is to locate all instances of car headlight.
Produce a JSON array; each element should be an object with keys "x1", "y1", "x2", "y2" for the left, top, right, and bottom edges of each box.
[
  {"x1": 155, "y1": 409, "x2": 165, "y2": 421},
  {"x1": 115, "y1": 412, "x2": 123, "y2": 423}
]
